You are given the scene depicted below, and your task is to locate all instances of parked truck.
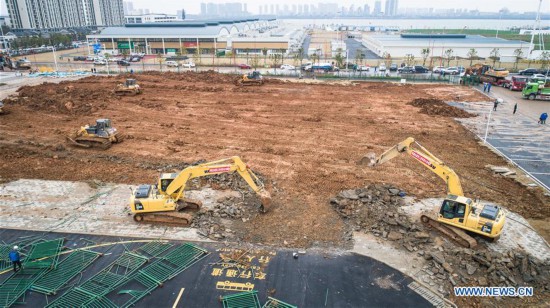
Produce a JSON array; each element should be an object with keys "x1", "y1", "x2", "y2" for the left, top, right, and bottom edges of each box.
[
  {"x1": 304, "y1": 62, "x2": 337, "y2": 72},
  {"x1": 522, "y1": 82, "x2": 550, "y2": 101}
]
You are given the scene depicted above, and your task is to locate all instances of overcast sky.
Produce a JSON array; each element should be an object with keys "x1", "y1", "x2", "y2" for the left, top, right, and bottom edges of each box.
[
  {"x1": 131, "y1": 0, "x2": 549, "y2": 15},
  {"x1": 0, "y1": 0, "x2": 549, "y2": 17}
]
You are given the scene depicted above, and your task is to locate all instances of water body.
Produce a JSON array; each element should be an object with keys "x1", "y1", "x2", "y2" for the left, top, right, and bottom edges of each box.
[{"x1": 281, "y1": 18, "x2": 546, "y2": 30}]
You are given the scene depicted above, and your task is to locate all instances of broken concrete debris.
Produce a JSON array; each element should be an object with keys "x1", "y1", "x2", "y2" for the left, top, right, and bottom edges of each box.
[{"x1": 331, "y1": 185, "x2": 550, "y2": 298}]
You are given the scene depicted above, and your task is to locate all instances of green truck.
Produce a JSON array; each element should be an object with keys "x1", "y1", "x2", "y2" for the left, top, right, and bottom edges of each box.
[{"x1": 522, "y1": 82, "x2": 550, "y2": 101}]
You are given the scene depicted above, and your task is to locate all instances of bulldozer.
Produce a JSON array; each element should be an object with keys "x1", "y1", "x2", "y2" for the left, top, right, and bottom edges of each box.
[
  {"x1": 114, "y1": 78, "x2": 142, "y2": 96},
  {"x1": 66, "y1": 119, "x2": 123, "y2": 149},
  {"x1": 235, "y1": 71, "x2": 264, "y2": 86},
  {"x1": 129, "y1": 156, "x2": 272, "y2": 225},
  {"x1": 362, "y1": 137, "x2": 506, "y2": 248}
]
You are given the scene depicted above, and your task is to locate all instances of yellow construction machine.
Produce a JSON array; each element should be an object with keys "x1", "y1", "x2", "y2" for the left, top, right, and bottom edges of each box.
[
  {"x1": 235, "y1": 71, "x2": 264, "y2": 86},
  {"x1": 129, "y1": 156, "x2": 272, "y2": 225},
  {"x1": 364, "y1": 137, "x2": 506, "y2": 248},
  {"x1": 114, "y1": 78, "x2": 142, "y2": 95},
  {"x1": 66, "y1": 118, "x2": 123, "y2": 149}
]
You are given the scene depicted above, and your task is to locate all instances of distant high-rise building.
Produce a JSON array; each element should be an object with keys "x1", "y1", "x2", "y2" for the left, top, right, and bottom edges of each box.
[
  {"x1": 363, "y1": 4, "x2": 370, "y2": 15},
  {"x1": 276, "y1": 4, "x2": 280, "y2": 14},
  {"x1": 243, "y1": 3, "x2": 247, "y2": 13},
  {"x1": 384, "y1": 0, "x2": 399, "y2": 16},
  {"x1": 374, "y1": 1, "x2": 382, "y2": 15},
  {"x1": 123, "y1": 1, "x2": 133, "y2": 15},
  {"x1": 177, "y1": 9, "x2": 186, "y2": 19},
  {"x1": 6, "y1": 0, "x2": 124, "y2": 29},
  {"x1": 259, "y1": 6, "x2": 263, "y2": 14},
  {"x1": 200, "y1": 3, "x2": 207, "y2": 15}
]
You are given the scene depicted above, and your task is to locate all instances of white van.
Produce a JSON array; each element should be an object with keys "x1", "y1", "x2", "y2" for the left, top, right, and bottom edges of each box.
[{"x1": 166, "y1": 61, "x2": 179, "y2": 67}]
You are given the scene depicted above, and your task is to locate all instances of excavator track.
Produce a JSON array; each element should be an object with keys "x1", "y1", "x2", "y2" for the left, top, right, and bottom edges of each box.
[
  {"x1": 133, "y1": 212, "x2": 193, "y2": 226},
  {"x1": 421, "y1": 215, "x2": 478, "y2": 248}
]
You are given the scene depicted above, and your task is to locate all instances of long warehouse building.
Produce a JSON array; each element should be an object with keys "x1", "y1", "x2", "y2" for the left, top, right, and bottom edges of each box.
[
  {"x1": 86, "y1": 18, "x2": 306, "y2": 55},
  {"x1": 363, "y1": 34, "x2": 530, "y2": 59}
]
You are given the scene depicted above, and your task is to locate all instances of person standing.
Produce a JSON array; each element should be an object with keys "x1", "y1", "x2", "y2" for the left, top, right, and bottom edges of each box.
[
  {"x1": 9, "y1": 246, "x2": 22, "y2": 272},
  {"x1": 483, "y1": 82, "x2": 488, "y2": 92},
  {"x1": 513, "y1": 103, "x2": 518, "y2": 115},
  {"x1": 487, "y1": 82, "x2": 492, "y2": 93},
  {"x1": 539, "y1": 112, "x2": 548, "y2": 124},
  {"x1": 493, "y1": 98, "x2": 502, "y2": 111}
]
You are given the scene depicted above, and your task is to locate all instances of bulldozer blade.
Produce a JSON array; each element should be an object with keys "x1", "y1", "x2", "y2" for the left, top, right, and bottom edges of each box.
[{"x1": 66, "y1": 136, "x2": 90, "y2": 148}]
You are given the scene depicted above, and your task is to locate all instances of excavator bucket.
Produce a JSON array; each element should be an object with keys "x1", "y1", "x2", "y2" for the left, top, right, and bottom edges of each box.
[
  {"x1": 258, "y1": 190, "x2": 272, "y2": 213},
  {"x1": 358, "y1": 152, "x2": 377, "y2": 166}
]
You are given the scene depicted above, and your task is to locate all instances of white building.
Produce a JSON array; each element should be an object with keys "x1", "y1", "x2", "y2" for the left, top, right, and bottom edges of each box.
[
  {"x1": 363, "y1": 34, "x2": 529, "y2": 59},
  {"x1": 331, "y1": 40, "x2": 346, "y2": 57},
  {"x1": 125, "y1": 14, "x2": 183, "y2": 24},
  {"x1": 5, "y1": 0, "x2": 124, "y2": 30}
]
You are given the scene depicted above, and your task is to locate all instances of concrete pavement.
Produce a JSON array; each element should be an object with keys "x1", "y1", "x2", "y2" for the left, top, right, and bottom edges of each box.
[{"x1": 453, "y1": 85, "x2": 550, "y2": 191}]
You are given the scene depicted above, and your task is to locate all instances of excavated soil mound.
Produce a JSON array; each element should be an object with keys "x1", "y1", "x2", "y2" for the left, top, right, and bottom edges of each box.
[
  {"x1": 4, "y1": 81, "x2": 115, "y2": 115},
  {"x1": 408, "y1": 98, "x2": 475, "y2": 118}
]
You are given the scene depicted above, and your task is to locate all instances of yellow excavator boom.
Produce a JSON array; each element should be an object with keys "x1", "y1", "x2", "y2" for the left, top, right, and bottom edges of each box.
[
  {"x1": 164, "y1": 156, "x2": 271, "y2": 211},
  {"x1": 371, "y1": 137, "x2": 464, "y2": 196}
]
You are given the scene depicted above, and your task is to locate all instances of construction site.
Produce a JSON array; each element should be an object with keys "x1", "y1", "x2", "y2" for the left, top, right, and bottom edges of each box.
[{"x1": 0, "y1": 71, "x2": 549, "y2": 307}]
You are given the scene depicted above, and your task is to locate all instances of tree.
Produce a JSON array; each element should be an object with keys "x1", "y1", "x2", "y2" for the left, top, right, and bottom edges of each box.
[
  {"x1": 405, "y1": 54, "x2": 415, "y2": 66},
  {"x1": 250, "y1": 55, "x2": 260, "y2": 69},
  {"x1": 310, "y1": 52, "x2": 320, "y2": 65},
  {"x1": 245, "y1": 48, "x2": 250, "y2": 64},
  {"x1": 262, "y1": 48, "x2": 268, "y2": 67},
  {"x1": 443, "y1": 49, "x2": 454, "y2": 67},
  {"x1": 355, "y1": 49, "x2": 365, "y2": 66},
  {"x1": 420, "y1": 48, "x2": 430, "y2": 66},
  {"x1": 382, "y1": 52, "x2": 391, "y2": 67},
  {"x1": 538, "y1": 51, "x2": 550, "y2": 71},
  {"x1": 156, "y1": 53, "x2": 163, "y2": 71},
  {"x1": 297, "y1": 47, "x2": 304, "y2": 67},
  {"x1": 466, "y1": 48, "x2": 478, "y2": 67},
  {"x1": 292, "y1": 52, "x2": 300, "y2": 67},
  {"x1": 513, "y1": 48, "x2": 523, "y2": 70},
  {"x1": 489, "y1": 48, "x2": 500, "y2": 67},
  {"x1": 270, "y1": 53, "x2": 283, "y2": 73},
  {"x1": 334, "y1": 48, "x2": 345, "y2": 69},
  {"x1": 192, "y1": 48, "x2": 201, "y2": 66}
]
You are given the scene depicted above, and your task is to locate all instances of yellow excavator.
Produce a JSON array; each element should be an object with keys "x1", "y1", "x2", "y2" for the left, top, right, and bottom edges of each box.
[
  {"x1": 364, "y1": 137, "x2": 506, "y2": 248},
  {"x1": 129, "y1": 156, "x2": 272, "y2": 225}
]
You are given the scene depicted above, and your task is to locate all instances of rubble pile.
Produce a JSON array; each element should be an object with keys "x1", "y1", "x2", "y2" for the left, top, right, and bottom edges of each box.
[
  {"x1": 408, "y1": 98, "x2": 475, "y2": 118},
  {"x1": 331, "y1": 184, "x2": 412, "y2": 235},
  {"x1": 331, "y1": 185, "x2": 550, "y2": 299}
]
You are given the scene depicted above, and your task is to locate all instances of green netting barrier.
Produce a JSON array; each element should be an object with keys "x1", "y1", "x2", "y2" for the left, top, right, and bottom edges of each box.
[
  {"x1": 32, "y1": 249, "x2": 101, "y2": 295},
  {"x1": 263, "y1": 297, "x2": 298, "y2": 308},
  {"x1": 46, "y1": 251, "x2": 148, "y2": 308},
  {"x1": 222, "y1": 291, "x2": 261, "y2": 308},
  {"x1": 135, "y1": 241, "x2": 173, "y2": 259},
  {"x1": 0, "y1": 238, "x2": 65, "y2": 308},
  {"x1": 94, "y1": 243, "x2": 209, "y2": 308}
]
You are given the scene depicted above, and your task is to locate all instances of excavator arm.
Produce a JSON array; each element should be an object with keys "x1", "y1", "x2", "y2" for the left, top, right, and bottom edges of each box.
[
  {"x1": 164, "y1": 156, "x2": 272, "y2": 212},
  {"x1": 367, "y1": 137, "x2": 464, "y2": 196}
]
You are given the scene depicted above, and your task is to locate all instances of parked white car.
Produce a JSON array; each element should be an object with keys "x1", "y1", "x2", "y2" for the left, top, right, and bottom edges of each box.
[
  {"x1": 182, "y1": 62, "x2": 196, "y2": 68},
  {"x1": 433, "y1": 66, "x2": 445, "y2": 73},
  {"x1": 280, "y1": 64, "x2": 296, "y2": 70},
  {"x1": 442, "y1": 67, "x2": 460, "y2": 75},
  {"x1": 357, "y1": 65, "x2": 369, "y2": 71},
  {"x1": 93, "y1": 59, "x2": 107, "y2": 65},
  {"x1": 165, "y1": 61, "x2": 179, "y2": 67},
  {"x1": 378, "y1": 63, "x2": 387, "y2": 71},
  {"x1": 86, "y1": 55, "x2": 95, "y2": 61}
]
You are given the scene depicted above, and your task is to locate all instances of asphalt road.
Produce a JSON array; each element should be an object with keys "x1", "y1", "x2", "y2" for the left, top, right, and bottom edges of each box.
[
  {"x1": 0, "y1": 229, "x2": 430, "y2": 308},
  {"x1": 345, "y1": 38, "x2": 381, "y2": 60}
]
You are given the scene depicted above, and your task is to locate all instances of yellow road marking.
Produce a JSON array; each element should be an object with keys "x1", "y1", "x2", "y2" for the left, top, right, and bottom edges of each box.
[{"x1": 172, "y1": 288, "x2": 185, "y2": 308}]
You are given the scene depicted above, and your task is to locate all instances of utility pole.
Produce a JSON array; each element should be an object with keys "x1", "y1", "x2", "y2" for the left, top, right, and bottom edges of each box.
[{"x1": 527, "y1": 0, "x2": 543, "y2": 56}]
